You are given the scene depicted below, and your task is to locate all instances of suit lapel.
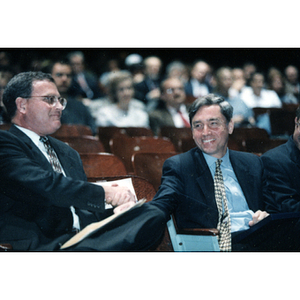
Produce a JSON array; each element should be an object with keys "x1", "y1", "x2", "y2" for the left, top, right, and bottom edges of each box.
[
  {"x1": 9, "y1": 125, "x2": 53, "y2": 171},
  {"x1": 194, "y1": 149, "x2": 218, "y2": 210}
]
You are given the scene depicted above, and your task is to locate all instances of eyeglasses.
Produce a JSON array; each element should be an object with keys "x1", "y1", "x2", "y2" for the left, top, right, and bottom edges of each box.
[
  {"x1": 25, "y1": 96, "x2": 67, "y2": 110},
  {"x1": 192, "y1": 119, "x2": 224, "y2": 131},
  {"x1": 166, "y1": 87, "x2": 184, "y2": 94}
]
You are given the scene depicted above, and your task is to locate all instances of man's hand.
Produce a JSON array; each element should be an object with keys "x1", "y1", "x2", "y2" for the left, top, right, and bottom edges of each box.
[
  {"x1": 113, "y1": 201, "x2": 136, "y2": 214},
  {"x1": 103, "y1": 184, "x2": 136, "y2": 207},
  {"x1": 249, "y1": 210, "x2": 269, "y2": 227}
]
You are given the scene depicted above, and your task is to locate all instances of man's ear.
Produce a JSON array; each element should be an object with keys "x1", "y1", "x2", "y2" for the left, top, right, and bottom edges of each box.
[
  {"x1": 228, "y1": 119, "x2": 234, "y2": 135},
  {"x1": 15, "y1": 97, "x2": 27, "y2": 114}
]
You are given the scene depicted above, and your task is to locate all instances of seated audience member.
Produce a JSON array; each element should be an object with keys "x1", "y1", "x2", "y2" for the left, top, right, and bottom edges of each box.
[
  {"x1": 0, "y1": 71, "x2": 165, "y2": 251},
  {"x1": 261, "y1": 106, "x2": 300, "y2": 213},
  {"x1": 149, "y1": 77, "x2": 190, "y2": 135},
  {"x1": 94, "y1": 71, "x2": 149, "y2": 128},
  {"x1": 124, "y1": 53, "x2": 144, "y2": 85},
  {"x1": 229, "y1": 67, "x2": 246, "y2": 98},
  {"x1": 214, "y1": 67, "x2": 255, "y2": 127},
  {"x1": 149, "y1": 94, "x2": 300, "y2": 251},
  {"x1": 0, "y1": 71, "x2": 10, "y2": 123},
  {"x1": 243, "y1": 62, "x2": 257, "y2": 86},
  {"x1": 284, "y1": 65, "x2": 300, "y2": 103},
  {"x1": 50, "y1": 60, "x2": 97, "y2": 135},
  {"x1": 134, "y1": 56, "x2": 163, "y2": 111},
  {"x1": 267, "y1": 68, "x2": 298, "y2": 104},
  {"x1": 165, "y1": 60, "x2": 189, "y2": 84},
  {"x1": 239, "y1": 72, "x2": 282, "y2": 134},
  {"x1": 185, "y1": 60, "x2": 213, "y2": 99},
  {"x1": 67, "y1": 51, "x2": 102, "y2": 100}
]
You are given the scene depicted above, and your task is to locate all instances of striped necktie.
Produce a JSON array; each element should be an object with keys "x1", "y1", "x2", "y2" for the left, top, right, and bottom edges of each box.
[
  {"x1": 214, "y1": 159, "x2": 231, "y2": 251},
  {"x1": 40, "y1": 136, "x2": 63, "y2": 173}
]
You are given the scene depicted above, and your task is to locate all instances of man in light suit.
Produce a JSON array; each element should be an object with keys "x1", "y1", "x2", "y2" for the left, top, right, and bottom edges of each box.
[
  {"x1": 0, "y1": 71, "x2": 165, "y2": 251},
  {"x1": 261, "y1": 106, "x2": 300, "y2": 213},
  {"x1": 150, "y1": 94, "x2": 300, "y2": 251}
]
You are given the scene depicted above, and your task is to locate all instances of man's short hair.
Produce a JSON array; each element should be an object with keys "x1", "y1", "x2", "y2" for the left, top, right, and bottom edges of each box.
[
  {"x1": 3, "y1": 71, "x2": 55, "y2": 119},
  {"x1": 188, "y1": 93, "x2": 233, "y2": 125}
]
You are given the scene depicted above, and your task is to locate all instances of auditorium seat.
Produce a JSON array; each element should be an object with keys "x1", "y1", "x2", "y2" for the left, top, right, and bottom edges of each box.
[
  {"x1": 0, "y1": 123, "x2": 11, "y2": 131},
  {"x1": 109, "y1": 135, "x2": 177, "y2": 174},
  {"x1": 132, "y1": 152, "x2": 178, "y2": 191},
  {"x1": 51, "y1": 124, "x2": 93, "y2": 137},
  {"x1": 80, "y1": 153, "x2": 127, "y2": 178},
  {"x1": 98, "y1": 126, "x2": 154, "y2": 152},
  {"x1": 159, "y1": 126, "x2": 193, "y2": 152},
  {"x1": 56, "y1": 136, "x2": 105, "y2": 153}
]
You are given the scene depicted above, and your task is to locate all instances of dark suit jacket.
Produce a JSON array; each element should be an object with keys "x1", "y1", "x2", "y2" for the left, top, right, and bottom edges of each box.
[
  {"x1": 261, "y1": 136, "x2": 300, "y2": 213},
  {"x1": 151, "y1": 147, "x2": 265, "y2": 229},
  {"x1": 61, "y1": 96, "x2": 97, "y2": 135},
  {"x1": 184, "y1": 80, "x2": 213, "y2": 98},
  {"x1": 0, "y1": 125, "x2": 106, "y2": 250},
  {"x1": 149, "y1": 107, "x2": 175, "y2": 135}
]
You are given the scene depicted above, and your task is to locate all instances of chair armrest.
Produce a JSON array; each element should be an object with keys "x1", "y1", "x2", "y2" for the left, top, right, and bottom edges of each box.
[
  {"x1": 0, "y1": 243, "x2": 12, "y2": 251},
  {"x1": 176, "y1": 228, "x2": 219, "y2": 236},
  {"x1": 172, "y1": 214, "x2": 219, "y2": 236}
]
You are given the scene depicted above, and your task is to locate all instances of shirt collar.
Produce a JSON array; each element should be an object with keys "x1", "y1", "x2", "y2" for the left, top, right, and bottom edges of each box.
[
  {"x1": 14, "y1": 125, "x2": 42, "y2": 148},
  {"x1": 203, "y1": 148, "x2": 230, "y2": 169}
]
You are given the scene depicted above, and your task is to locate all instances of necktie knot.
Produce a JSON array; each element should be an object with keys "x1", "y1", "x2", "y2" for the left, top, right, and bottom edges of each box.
[{"x1": 216, "y1": 159, "x2": 222, "y2": 169}]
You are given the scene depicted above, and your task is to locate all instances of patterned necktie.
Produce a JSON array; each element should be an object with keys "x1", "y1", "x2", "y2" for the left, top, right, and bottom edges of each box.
[
  {"x1": 214, "y1": 159, "x2": 231, "y2": 251},
  {"x1": 40, "y1": 136, "x2": 63, "y2": 174}
]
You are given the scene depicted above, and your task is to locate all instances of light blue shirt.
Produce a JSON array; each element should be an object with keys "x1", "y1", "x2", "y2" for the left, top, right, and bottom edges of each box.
[{"x1": 203, "y1": 150, "x2": 254, "y2": 233}]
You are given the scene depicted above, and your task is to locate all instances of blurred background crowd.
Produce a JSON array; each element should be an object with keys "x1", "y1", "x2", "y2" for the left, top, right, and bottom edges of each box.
[{"x1": 1, "y1": 48, "x2": 300, "y2": 137}]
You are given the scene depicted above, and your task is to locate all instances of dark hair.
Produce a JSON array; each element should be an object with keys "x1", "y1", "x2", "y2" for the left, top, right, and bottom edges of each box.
[
  {"x1": 3, "y1": 71, "x2": 55, "y2": 119},
  {"x1": 188, "y1": 93, "x2": 233, "y2": 125},
  {"x1": 296, "y1": 106, "x2": 300, "y2": 121}
]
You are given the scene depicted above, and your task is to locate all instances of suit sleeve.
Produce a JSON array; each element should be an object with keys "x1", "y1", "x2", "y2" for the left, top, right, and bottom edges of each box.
[
  {"x1": 0, "y1": 131, "x2": 106, "y2": 213},
  {"x1": 261, "y1": 154, "x2": 300, "y2": 213}
]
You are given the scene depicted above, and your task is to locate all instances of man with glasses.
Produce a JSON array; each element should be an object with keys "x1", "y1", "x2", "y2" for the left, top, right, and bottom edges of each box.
[
  {"x1": 149, "y1": 77, "x2": 190, "y2": 135},
  {"x1": 261, "y1": 106, "x2": 300, "y2": 215},
  {"x1": 150, "y1": 93, "x2": 300, "y2": 251},
  {"x1": 0, "y1": 71, "x2": 165, "y2": 251}
]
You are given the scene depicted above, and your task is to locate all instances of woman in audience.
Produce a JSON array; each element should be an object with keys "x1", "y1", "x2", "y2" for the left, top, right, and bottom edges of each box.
[{"x1": 93, "y1": 71, "x2": 150, "y2": 128}]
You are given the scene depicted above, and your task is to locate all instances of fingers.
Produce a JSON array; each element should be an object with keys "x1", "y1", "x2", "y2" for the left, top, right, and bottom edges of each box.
[
  {"x1": 113, "y1": 201, "x2": 136, "y2": 214},
  {"x1": 104, "y1": 185, "x2": 136, "y2": 207},
  {"x1": 249, "y1": 210, "x2": 270, "y2": 227}
]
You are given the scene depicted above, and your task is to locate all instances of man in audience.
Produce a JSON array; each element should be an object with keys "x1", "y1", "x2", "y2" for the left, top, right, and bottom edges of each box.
[
  {"x1": 214, "y1": 67, "x2": 255, "y2": 127},
  {"x1": 239, "y1": 72, "x2": 282, "y2": 134},
  {"x1": 149, "y1": 77, "x2": 190, "y2": 135},
  {"x1": 50, "y1": 60, "x2": 97, "y2": 135},
  {"x1": 284, "y1": 65, "x2": 300, "y2": 103},
  {"x1": 261, "y1": 106, "x2": 300, "y2": 213},
  {"x1": 185, "y1": 60, "x2": 213, "y2": 99},
  {"x1": 134, "y1": 56, "x2": 163, "y2": 111},
  {"x1": 150, "y1": 93, "x2": 300, "y2": 251},
  {"x1": 67, "y1": 51, "x2": 102, "y2": 100},
  {"x1": 0, "y1": 71, "x2": 165, "y2": 251}
]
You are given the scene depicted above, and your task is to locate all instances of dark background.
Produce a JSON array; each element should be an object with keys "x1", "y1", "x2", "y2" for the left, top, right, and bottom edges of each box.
[{"x1": 4, "y1": 48, "x2": 300, "y2": 76}]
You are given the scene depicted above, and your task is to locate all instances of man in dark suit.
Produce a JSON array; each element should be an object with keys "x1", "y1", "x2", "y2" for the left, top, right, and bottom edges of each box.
[
  {"x1": 67, "y1": 51, "x2": 102, "y2": 100},
  {"x1": 0, "y1": 71, "x2": 165, "y2": 251},
  {"x1": 50, "y1": 60, "x2": 97, "y2": 135},
  {"x1": 184, "y1": 60, "x2": 213, "y2": 99},
  {"x1": 261, "y1": 106, "x2": 300, "y2": 213},
  {"x1": 149, "y1": 77, "x2": 190, "y2": 136},
  {"x1": 150, "y1": 94, "x2": 300, "y2": 251}
]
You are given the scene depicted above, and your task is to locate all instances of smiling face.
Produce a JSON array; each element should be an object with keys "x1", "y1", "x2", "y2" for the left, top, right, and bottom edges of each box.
[
  {"x1": 17, "y1": 80, "x2": 63, "y2": 136},
  {"x1": 191, "y1": 104, "x2": 234, "y2": 158}
]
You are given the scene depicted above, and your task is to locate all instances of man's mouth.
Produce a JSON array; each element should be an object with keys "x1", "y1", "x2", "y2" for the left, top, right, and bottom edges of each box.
[{"x1": 203, "y1": 138, "x2": 215, "y2": 144}]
